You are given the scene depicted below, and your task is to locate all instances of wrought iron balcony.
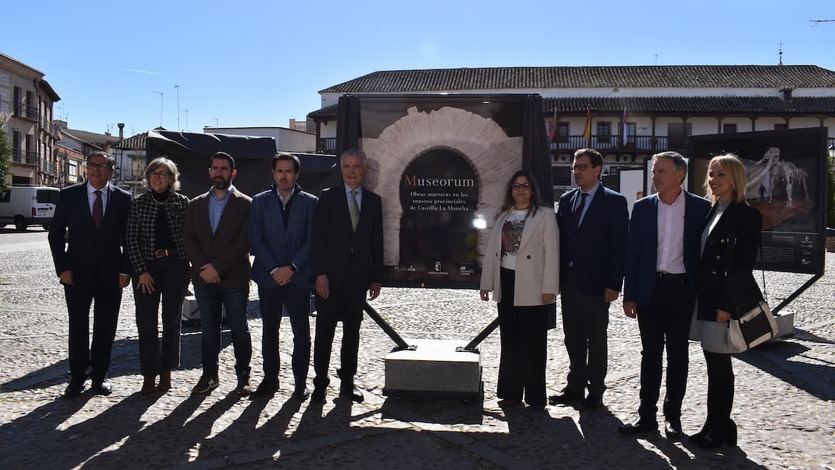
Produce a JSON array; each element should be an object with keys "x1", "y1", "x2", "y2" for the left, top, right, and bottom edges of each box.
[
  {"x1": 24, "y1": 151, "x2": 39, "y2": 165},
  {"x1": 317, "y1": 137, "x2": 337, "y2": 154},
  {"x1": 26, "y1": 105, "x2": 39, "y2": 120},
  {"x1": 549, "y1": 135, "x2": 671, "y2": 153},
  {"x1": 12, "y1": 148, "x2": 23, "y2": 162}
]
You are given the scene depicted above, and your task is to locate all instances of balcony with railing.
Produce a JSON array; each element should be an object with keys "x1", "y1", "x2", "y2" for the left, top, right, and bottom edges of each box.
[
  {"x1": 549, "y1": 135, "x2": 672, "y2": 153},
  {"x1": 317, "y1": 137, "x2": 337, "y2": 154},
  {"x1": 24, "y1": 151, "x2": 39, "y2": 166},
  {"x1": 26, "y1": 105, "x2": 39, "y2": 121},
  {"x1": 42, "y1": 161, "x2": 58, "y2": 176},
  {"x1": 12, "y1": 148, "x2": 23, "y2": 162}
]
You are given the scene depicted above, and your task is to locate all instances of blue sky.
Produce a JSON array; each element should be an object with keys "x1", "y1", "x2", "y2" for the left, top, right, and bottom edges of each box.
[{"x1": 3, "y1": 0, "x2": 833, "y2": 137}]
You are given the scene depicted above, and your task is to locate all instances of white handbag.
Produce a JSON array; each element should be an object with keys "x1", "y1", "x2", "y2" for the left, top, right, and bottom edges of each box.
[{"x1": 727, "y1": 300, "x2": 778, "y2": 352}]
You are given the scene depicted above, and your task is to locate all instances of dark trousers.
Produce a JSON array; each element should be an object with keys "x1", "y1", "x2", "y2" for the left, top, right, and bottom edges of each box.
[
  {"x1": 258, "y1": 284, "x2": 311, "y2": 390},
  {"x1": 637, "y1": 276, "x2": 692, "y2": 421},
  {"x1": 312, "y1": 284, "x2": 362, "y2": 390},
  {"x1": 64, "y1": 282, "x2": 122, "y2": 383},
  {"x1": 194, "y1": 284, "x2": 252, "y2": 378},
  {"x1": 497, "y1": 268, "x2": 548, "y2": 405},
  {"x1": 704, "y1": 350, "x2": 735, "y2": 431},
  {"x1": 560, "y1": 269, "x2": 610, "y2": 395},
  {"x1": 133, "y1": 258, "x2": 189, "y2": 376}
]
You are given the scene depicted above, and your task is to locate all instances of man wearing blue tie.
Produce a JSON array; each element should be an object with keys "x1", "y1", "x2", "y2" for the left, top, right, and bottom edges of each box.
[{"x1": 550, "y1": 148, "x2": 628, "y2": 409}]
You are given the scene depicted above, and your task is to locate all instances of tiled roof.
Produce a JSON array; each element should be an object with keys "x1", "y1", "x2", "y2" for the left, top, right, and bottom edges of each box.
[
  {"x1": 544, "y1": 96, "x2": 835, "y2": 114},
  {"x1": 113, "y1": 131, "x2": 147, "y2": 150},
  {"x1": 66, "y1": 128, "x2": 121, "y2": 146},
  {"x1": 308, "y1": 96, "x2": 835, "y2": 120},
  {"x1": 307, "y1": 104, "x2": 338, "y2": 119},
  {"x1": 320, "y1": 66, "x2": 835, "y2": 93}
]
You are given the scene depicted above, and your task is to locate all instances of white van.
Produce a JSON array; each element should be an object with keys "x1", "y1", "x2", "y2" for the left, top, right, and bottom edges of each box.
[{"x1": 0, "y1": 186, "x2": 60, "y2": 231}]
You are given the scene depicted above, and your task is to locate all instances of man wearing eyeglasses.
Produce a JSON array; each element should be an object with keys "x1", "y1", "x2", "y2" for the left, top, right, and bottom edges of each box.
[
  {"x1": 48, "y1": 152, "x2": 133, "y2": 398},
  {"x1": 550, "y1": 148, "x2": 628, "y2": 409}
]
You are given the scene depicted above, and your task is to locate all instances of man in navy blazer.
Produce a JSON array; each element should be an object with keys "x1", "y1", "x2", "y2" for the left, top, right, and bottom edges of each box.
[
  {"x1": 311, "y1": 149, "x2": 383, "y2": 403},
  {"x1": 48, "y1": 152, "x2": 132, "y2": 398},
  {"x1": 249, "y1": 153, "x2": 318, "y2": 400},
  {"x1": 619, "y1": 152, "x2": 710, "y2": 438},
  {"x1": 550, "y1": 148, "x2": 628, "y2": 409}
]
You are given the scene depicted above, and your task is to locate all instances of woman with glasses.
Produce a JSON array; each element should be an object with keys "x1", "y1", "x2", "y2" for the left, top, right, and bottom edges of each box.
[
  {"x1": 126, "y1": 157, "x2": 191, "y2": 394},
  {"x1": 479, "y1": 170, "x2": 559, "y2": 408},
  {"x1": 690, "y1": 154, "x2": 763, "y2": 448}
]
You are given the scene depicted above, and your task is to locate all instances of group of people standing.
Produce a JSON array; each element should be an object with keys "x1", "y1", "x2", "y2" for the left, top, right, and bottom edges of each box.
[
  {"x1": 48, "y1": 148, "x2": 382, "y2": 405},
  {"x1": 47, "y1": 145, "x2": 761, "y2": 450},
  {"x1": 479, "y1": 148, "x2": 763, "y2": 449}
]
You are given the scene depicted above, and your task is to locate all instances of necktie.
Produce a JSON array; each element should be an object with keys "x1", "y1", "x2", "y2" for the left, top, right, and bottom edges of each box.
[
  {"x1": 92, "y1": 190, "x2": 104, "y2": 229},
  {"x1": 349, "y1": 189, "x2": 360, "y2": 232},
  {"x1": 572, "y1": 192, "x2": 588, "y2": 229}
]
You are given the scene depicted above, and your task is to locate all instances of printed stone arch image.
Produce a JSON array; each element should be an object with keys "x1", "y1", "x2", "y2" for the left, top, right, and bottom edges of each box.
[{"x1": 362, "y1": 104, "x2": 521, "y2": 286}]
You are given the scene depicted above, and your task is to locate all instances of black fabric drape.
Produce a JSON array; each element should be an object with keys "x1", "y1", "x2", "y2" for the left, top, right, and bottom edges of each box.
[
  {"x1": 521, "y1": 95, "x2": 553, "y2": 205},
  {"x1": 336, "y1": 95, "x2": 362, "y2": 161}
]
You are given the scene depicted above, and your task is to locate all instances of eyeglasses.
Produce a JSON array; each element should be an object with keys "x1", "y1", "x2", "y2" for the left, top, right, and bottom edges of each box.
[
  {"x1": 150, "y1": 170, "x2": 171, "y2": 178},
  {"x1": 511, "y1": 183, "x2": 531, "y2": 190},
  {"x1": 88, "y1": 162, "x2": 110, "y2": 170}
]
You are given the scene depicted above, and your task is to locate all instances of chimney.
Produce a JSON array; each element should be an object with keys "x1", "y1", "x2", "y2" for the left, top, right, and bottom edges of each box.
[{"x1": 118, "y1": 123, "x2": 125, "y2": 140}]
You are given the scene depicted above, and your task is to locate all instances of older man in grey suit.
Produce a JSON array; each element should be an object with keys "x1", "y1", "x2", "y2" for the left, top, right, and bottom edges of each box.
[{"x1": 183, "y1": 152, "x2": 253, "y2": 397}]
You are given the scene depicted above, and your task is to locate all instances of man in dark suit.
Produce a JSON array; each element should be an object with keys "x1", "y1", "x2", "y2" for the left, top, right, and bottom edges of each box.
[
  {"x1": 550, "y1": 148, "x2": 628, "y2": 409},
  {"x1": 249, "y1": 153, "x2": 318, "y2": 400},
  {"x1": 619, "y1": 152, "x2": 711, "y2": 438},
  {"x1": 311, "y1": 148, "x2": 383, "y2": 403},
  {"x1": 183, "y1": 152, "x2": 253, "y2": 397},
  {"x1": 48, "y1": 151, "x2": 132, "y2": 398}
]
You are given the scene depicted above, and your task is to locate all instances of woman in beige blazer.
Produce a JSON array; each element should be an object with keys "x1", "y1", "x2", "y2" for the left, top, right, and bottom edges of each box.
[{"x1": 480, "y1": 170, "x2": 559, "y2": 407}]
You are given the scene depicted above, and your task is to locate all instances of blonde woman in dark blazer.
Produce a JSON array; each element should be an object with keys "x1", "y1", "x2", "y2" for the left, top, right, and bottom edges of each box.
[
  {"x1": 127, "y1": 157, "x2": 190, "y2": 394},
  {"x1": 480, "y1": 170, "x2": 559, "y2": 408},
  {"x1": 690, "y1": 154, "x2": 763, "y2": 448}
]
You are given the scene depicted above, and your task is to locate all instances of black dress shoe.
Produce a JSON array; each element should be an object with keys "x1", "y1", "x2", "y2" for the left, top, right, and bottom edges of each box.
[
  {"x1": 583, "y1": 392, "x2": 603, "y2": 409},
  {"x1": 689, "y1": 428, "x2": 723, "y2": 448},
  {"x1": 250, "y1": 380, "x2": 279, "y2": 398},
  {"x1": 548, "y1": 390, "x2": 584, "y2": 405},
  {"x1": 497, "y1": 398, "x2": 522, "y2": 408},
  {"x1": 339, "y1": 384, "x2": 364, "y2": 403},
  {"x1": 63, "y1": 380, "x2": 86, "y2": 399},
  {"x1": 292, "y1": 386, "x2": 312, "y2": 401},
  {"x1": 310, "y1": 386, "x2": 326, "y2": 403},
  {"x1": 690, "y1": 422, "x2": 736, "y2": 448},
  {"x1": 664, "y1": 418, "x2": 685, "y2": 440},
  {"x1": 91, "y1": 380, "x2": 113, "y2": 396},
  {"x1": 619, "y1": 418, "x2": 659, "y2": 435}
]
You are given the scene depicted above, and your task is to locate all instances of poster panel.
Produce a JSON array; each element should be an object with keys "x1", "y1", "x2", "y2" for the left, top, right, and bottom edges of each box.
[
  {"x1": 357, "y1": 95, "x2": 528, "y2": 287},
  {"x1": 688, "y1": 128, "x2": 827, "y2": 275}
]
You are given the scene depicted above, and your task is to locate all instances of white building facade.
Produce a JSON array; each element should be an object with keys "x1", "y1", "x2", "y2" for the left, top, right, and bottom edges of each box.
[{"x1": 308, "y1": 65, "x2": 835, "y2": 193}]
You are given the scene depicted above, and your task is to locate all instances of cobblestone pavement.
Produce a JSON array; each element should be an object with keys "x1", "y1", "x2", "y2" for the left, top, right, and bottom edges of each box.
[{"x1": 0, "y1": 243, "x2": 833, "y2": 469}]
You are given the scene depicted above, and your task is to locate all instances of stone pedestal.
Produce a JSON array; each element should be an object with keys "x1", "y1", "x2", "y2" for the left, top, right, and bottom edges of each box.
[
  {"x1": 775, "y1": 312, "x2": 795, "y2": 338},
  {"x1": 383, "y1": 339, "x2": 482, "y2": 399}
]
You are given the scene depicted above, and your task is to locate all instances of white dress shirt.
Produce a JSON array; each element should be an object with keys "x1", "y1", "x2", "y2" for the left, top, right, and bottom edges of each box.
[{"x1": 656, "y1": 190, "x2": 686, "y2": 274}]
